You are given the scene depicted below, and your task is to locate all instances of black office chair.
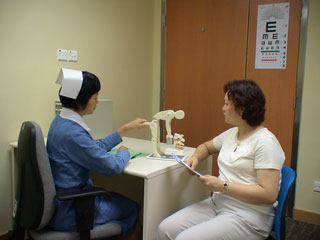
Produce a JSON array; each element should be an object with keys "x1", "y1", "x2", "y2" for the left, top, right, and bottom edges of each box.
[{"x1": 9, "y1": 121, "x2": 122, "y2": 240}]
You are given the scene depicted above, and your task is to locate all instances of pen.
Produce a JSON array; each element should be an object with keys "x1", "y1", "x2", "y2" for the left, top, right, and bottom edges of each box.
[{"x1": 131, "y1": 153, "x2": 141, "y2": 159}]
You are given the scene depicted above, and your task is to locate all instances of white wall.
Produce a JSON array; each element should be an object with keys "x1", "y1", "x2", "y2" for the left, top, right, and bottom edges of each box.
[{"x1": 0, "y1": 0, "x2": 161, "y2": 234}]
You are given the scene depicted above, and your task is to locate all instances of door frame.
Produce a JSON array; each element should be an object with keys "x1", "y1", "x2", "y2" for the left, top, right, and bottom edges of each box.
[
  {"x1": 159, "y1": 0, "x2": 310, "y2": 216},
  {"x1": 288, "y1": 0, "x2": 309, "y2": 216},
  {"x1": 159, "y1": 0, "x2": 167, "y2": 141}
]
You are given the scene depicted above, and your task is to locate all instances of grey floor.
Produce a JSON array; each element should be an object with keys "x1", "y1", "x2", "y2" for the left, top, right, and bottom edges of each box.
[{"x1": 286, "y1": 217, "x2": 320, "y2": 240}]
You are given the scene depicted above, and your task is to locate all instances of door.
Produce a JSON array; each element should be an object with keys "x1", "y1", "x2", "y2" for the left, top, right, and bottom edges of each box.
[
  {"x1": 246, "y1": 0, "x2": 301, "y2": 166},
  {"x1": 164, "y1": 0, "x2": 249, "y2": 145},
  {"x1": 164, "y1": 0, "x2": 301, "y2": 169}
]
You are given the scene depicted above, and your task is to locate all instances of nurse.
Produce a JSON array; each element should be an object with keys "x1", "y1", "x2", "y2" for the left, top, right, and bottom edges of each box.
[{"x1": 47, "y1": 68, "x2": 147, "y2": 239}]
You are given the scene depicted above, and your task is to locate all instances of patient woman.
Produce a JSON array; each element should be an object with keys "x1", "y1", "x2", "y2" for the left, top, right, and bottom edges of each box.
[
  {"x1": 47, "y1": 69, "x2": 147, "y2": 239},
  {"x1": 157, "y1": 80, "x2": 285, "y2": 240}
]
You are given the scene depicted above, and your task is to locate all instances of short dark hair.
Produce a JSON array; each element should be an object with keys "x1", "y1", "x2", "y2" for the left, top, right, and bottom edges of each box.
[
  {"x1": 224, "y1": 80, "x2": 265, "y2": 126},
  {"x1": 59, "y1": 71, "x2": 101, "y2": 111}
]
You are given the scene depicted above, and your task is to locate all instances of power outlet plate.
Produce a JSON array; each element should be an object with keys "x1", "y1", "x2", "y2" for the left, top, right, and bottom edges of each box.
[
  {"x1": 68, "y1": 50, "x2": 78, "y2": 62},
  {"x1": 57, "y1": 49, "x2": 67, "y2": 61},
  {"x1": 314, "y1": 181, "x2": 320, "y2": 192}
]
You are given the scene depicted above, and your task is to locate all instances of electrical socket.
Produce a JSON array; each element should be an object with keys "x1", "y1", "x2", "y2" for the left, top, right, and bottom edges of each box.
[
  {"x1": 314, "y1": 181, "x2": 320, "y2": 192},
  {"x1": 68, "y1": 50, "x2": 78, "y2": 62},
  {"x1": 57, "y1": 49, "x2": 67, "y2": 61}
]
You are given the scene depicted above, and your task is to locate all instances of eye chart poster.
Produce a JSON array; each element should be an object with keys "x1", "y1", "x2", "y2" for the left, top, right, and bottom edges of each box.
[{"x1": 255, "y1": 2, "x2": 290, "y2": 69}]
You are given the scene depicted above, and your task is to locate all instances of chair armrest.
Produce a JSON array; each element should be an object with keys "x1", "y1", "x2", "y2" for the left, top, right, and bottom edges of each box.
[
  {"x1": 55, "y1": 187, "x2": 111, "y2": 236},
  {"x1": 56, "y1": 187, "x2": 111, "y2": 201}
]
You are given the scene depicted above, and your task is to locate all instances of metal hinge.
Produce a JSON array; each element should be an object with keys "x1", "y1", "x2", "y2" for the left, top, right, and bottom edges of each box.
[{"x1": 162, "y1": 15, "x2": 166, "y2": 27}]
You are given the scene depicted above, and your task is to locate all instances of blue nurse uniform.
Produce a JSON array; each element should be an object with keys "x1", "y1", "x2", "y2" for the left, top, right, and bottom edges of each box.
[{"x1": 46, "y1": 112, "x2": 139, "y2": 234}]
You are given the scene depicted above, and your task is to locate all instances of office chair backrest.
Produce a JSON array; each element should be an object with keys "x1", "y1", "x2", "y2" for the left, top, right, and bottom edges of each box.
[
  {"x1": 14, "y1": 121, "x2": 56, "y2": 230},
  {"x1": 274, "y1": 165, "x2": 296, "y2": 240}
]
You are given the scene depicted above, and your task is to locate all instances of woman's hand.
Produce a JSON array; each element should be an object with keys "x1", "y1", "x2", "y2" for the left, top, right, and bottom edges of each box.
[
  {"x1": 199, "y1": 175, "x2": 224, "y2": 192},
  {"x1": 186, "y1": 155, "x2": 199, "y2": 176},
  {"x1": 198, "y1": 169, "x2": 281, "y2": 204},
  {"x1": 118, "y1": 118, "x2": 148, "y2": 137},
  {"x1": 185, "y1": 140, "x2": 217, "y2": 176}
]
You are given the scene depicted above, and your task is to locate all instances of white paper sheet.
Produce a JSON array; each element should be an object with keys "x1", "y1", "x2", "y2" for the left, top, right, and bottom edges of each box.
[{"x1": 172, "y1": 153, "x2": 203, "y2": 177}]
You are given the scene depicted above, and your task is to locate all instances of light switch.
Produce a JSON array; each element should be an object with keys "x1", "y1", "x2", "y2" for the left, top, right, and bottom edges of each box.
[
  {"x1": 68, "y1": 50, "x2": 78, "y2": 62},
  {"x1": 57, "y1": 49, "x2": 67, "y2": 61}
]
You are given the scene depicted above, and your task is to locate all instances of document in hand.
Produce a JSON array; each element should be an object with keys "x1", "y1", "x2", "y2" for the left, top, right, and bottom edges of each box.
[{"x1": 172, "y1": 153, "x2": 203, "y2": 177}]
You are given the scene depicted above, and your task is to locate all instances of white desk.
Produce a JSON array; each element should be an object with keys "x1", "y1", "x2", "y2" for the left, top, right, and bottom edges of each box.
[{"x1": 10, "y1": 137, "x2": 212, "y2": 240}]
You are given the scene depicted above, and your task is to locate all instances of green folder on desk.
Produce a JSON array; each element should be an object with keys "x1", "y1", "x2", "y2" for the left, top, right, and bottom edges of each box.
[{"x1": 109, "y1": 147, "x2": 148, "y2": 159}]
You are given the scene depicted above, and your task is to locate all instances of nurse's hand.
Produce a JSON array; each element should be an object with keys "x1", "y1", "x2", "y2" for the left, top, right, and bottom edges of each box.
[
  {"x1": 127, "y1": 118, "x2": 149, "y2": 130},
  {"x1": 118, "y1": 118, "x2": 148, "y2": 137},
  {"x1": 117, "y1": 146, "x2": 128, "y2": 152}
]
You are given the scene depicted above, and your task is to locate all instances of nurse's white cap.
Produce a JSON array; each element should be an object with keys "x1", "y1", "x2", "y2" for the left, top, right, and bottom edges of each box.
[{"x1": 56, "y1": 68, "x2": 83, "y2": 99}]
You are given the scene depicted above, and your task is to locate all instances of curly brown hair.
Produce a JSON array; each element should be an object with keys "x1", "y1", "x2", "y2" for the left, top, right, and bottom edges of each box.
[{"x1": 224, "y1": 80, "x2": 266, "y2": 126}]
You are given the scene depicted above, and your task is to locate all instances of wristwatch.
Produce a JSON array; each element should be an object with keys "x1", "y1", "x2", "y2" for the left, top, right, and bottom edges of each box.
[{"x1": 222, "y1": 181, "x2": 229, "y2": 192}]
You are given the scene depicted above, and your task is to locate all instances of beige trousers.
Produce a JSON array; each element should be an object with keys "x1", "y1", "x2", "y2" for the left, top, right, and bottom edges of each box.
[{"x1": 157, "y1": 193, "x2": 273, "y2": 240}]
